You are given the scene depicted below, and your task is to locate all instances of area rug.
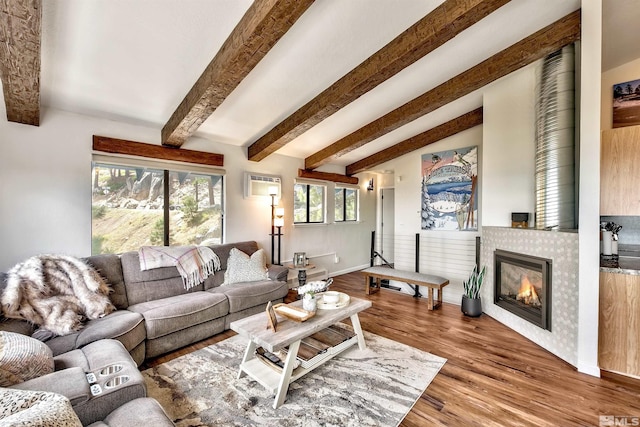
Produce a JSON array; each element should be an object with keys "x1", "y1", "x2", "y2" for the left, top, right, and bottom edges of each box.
[{"x1": 142, "y1": 330, "x2": 446, "y2": 427}]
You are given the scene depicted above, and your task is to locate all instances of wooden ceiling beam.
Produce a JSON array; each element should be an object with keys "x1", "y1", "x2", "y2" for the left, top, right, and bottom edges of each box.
[
  {"x1": 0, "y1": 0, "x2": 42, "y2": 126},
  {"x1": 93, "y1": 135, "x2": 224, "y2": 167},
  {"x1": 297, "y1": 169, "x2": 358, "y2": 185},
  {"x1": 309, "y1": 9, "x2": 581, "y2": 170},
  {"x1": 161, "y1": 0, "x2": 315, "y2": 147},
  {"x1": 346, "y1": 108, "x2": 483, "y2": 175},
  {"x1": 248, "y1": 0, "x2": 511, "y2": 162}
]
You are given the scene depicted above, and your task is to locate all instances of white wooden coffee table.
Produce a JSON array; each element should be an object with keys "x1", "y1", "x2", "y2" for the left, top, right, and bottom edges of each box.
[{"x1": 230, "y1": 296, "x2": 371, "y2": 409}]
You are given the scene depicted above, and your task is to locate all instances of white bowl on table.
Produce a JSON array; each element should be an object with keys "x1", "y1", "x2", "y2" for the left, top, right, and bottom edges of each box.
[{"x1": 322, "y1": 291, "x2": 341, "y2": 304}]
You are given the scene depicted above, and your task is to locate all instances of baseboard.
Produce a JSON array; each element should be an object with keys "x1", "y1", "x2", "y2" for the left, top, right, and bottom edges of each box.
[
  {"x1": 329, "y1": 264, "x2": 370, "y2": 277},
  {"x1": 442, "y1": 293, "x2": 462, "y2": 305},
  {"x1": 577, "y1": 361, "x2": 601, "y2": 378}
]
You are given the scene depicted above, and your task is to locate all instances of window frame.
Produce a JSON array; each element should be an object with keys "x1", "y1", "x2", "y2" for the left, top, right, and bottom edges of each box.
[
  {"x1": 334, "y1": 186, "x2": 359, "y2": 222},
  {"x1": 91, "y1": 155, "x2": 225, "y2": 253},
  {"x1": 293, "y1": 181, "x2": 326, "y2": 224}
]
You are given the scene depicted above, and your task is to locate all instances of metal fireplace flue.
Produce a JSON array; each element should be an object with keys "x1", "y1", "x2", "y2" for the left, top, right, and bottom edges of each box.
[{"x1": 494, "y1": 249, "x2": 552, "y2": 331}]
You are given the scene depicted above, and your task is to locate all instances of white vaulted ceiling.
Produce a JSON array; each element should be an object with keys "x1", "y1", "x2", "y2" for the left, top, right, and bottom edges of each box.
[{"x1": 4, "y1": 1, "x2": 633, "y2": 169}]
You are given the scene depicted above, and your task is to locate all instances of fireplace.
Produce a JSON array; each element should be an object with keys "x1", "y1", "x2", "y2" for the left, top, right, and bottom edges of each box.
[{"x1": 494, "y1": 249, "x2": 552, "y2": 331}]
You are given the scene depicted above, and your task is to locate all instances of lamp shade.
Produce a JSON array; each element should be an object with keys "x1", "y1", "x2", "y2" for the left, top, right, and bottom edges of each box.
[
  {"x1": 274, "y1": 217, "x2": 284, "y2": 227},
  {"x1": 268, "y1": 186, "x2": 279, "y2": 196},
  {"x1": 275, "y1": 207, "x2": 284, "y2": 217}
]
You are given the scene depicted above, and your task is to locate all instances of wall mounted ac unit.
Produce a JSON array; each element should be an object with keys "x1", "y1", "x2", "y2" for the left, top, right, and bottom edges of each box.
[{"x1": 244, "y1": 172, "x2": 281, "y2": 199}]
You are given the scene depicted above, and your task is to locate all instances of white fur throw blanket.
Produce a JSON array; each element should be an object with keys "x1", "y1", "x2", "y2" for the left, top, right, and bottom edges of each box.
[
  {"x1": 138, "y1": 245, "x2": 220, "y2": 291},
  {"x1": 1, "y1": 255, "x2": 115, "y2": 336}
]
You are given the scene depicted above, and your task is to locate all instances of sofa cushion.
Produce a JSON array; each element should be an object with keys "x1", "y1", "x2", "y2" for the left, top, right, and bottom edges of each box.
[
  {"x1": 224, "y1": 248, "x2": 268, "y2": 285},
  {"x1": 208, "y1": 241, "x2": 259, "y2": 271},
  {"x1": 203, "y1": 270, "x2": 225, "y2": 290},
  {"x1": 77, "y1": 310, "x2": 145, "y2": 350},
  {"x1": 0, "y1": 388, "x2": 82, "y2": 427},
  {"x1": 144, "y1": 317, "x2": 225, "y2": 359},
  {"x1": 0, "y1": 332, "x2": 54, "y2": 387},
  {"x1": 85, "y1": 254, "x2": 128, "y2": 310},
  {"x1": 0, "y1": 318, "x2": 36, "y2": 336},
  {"x1": 212, "y1": 280, "x2": 289, "y2": 313},
  {"x1": 120, "y1": 251, "x2": 204, "y2": 306},
  {"x1": 11, "y1": 366, "x2": 91, "y2": 407},
  {"x1": 128, "y1": 292, "x2": 228, "y2": 339},
  {"x1": 268, "y1": 264, "x2": 289, "y2": 282},
  {"x1": 44, "y1": 310, "x2": 145, "y2": 357},
  {"x1": 87, "y1": 397, "x2": 174, "y2": 427}
]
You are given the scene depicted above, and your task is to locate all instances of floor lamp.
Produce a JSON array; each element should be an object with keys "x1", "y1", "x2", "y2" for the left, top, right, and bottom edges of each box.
[
  {"x1": 269, "y1": 187, "x2": 283, "y2": 265},
  {"x1": 274, "y1": 208, "x2": 284, "y2": 266}
]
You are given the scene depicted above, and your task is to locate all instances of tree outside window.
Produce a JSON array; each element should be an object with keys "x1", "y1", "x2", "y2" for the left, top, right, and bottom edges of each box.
[
  {"x1": 335, "y1": 187, "x2": 358, "y2": 222},
  {"x1": 294, "y1": 183, "x2": 325, "y2": 223},
  {"x1": 91, "y1": 161, "x2": 224, "y2": 254}
]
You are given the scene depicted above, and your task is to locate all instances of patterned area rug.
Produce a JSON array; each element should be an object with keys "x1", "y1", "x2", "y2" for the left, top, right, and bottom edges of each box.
[{"x1": 142, "y1": 330, "x2": 446, "y2": 427}]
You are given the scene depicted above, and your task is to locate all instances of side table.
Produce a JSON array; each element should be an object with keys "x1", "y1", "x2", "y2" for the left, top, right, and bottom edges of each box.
[{"x1": 287, "y1": 264, "x2": 315, "y2": 286}]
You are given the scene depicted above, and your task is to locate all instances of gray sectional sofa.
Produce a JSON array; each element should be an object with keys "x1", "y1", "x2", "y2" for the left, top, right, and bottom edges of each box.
[
  {"x1": 1, "y1": 240, "x2": 290, "y2": 366},
  {"x1": 0, "y1": 240, "x2": 290, "y2": 426}
]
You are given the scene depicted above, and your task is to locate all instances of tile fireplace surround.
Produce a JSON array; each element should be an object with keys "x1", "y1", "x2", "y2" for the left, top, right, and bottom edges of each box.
[{"x1": 480, "y1": 227, "x2": 579, "y2": 366}]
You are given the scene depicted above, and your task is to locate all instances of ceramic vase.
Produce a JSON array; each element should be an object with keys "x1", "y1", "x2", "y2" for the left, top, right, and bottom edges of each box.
[
  {"x1": 302, "y1": 293, "x2": 317, "y2": 312},
  {"x1": 461, "y1": 295, "x2": 482, "y2": 317}
]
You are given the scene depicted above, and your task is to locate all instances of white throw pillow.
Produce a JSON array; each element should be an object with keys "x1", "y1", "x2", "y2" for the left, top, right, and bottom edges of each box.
[
  {"x1": 0, "y1": 332, "x2": 54, "y2": 387},
  {"x1": 224, "y1": 248, "x2": 269, "y2": 285}
]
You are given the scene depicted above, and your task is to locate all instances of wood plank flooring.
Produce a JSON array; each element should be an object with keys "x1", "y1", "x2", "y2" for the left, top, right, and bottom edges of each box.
[{"x1": 146, "y1": 271, "x2": 640, "y2": 426}]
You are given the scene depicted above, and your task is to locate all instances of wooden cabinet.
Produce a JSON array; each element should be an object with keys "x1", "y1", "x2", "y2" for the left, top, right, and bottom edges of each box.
[
  {"x1": 599, "y1": 272, "x2": 640, "y2": 376},
  {"x1": 601, "y1": 125, "x2": 640, "y2": 215}
]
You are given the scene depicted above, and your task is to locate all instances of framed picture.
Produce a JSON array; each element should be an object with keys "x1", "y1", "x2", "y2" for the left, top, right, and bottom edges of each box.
[
  {"x1": 613, "y1": 78, "x2": 640, "y2": 128},
  {"x1": 266, "y1": 301, "x2": 278, "y2": 332},
  {"x1": 421, "y1": 146, "x2": 478, "y2": 231},
  {"x1": 293, "y1": 252, "x2": 306, "y2": 268}
]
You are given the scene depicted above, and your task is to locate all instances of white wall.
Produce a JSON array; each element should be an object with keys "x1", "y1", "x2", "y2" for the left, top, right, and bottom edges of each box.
[
  {"x1": 601, "y1": 57, "x2": 640, "y2": 131},
  {"x1": 482, "y1": 63, "x2": 537, "y2": 227},
  {"x1": 0, "y1": 108, "x2": 376, "y2": 275},
  {"x1": 577, "y1": 0, "x2": 603, "y2": 377}
]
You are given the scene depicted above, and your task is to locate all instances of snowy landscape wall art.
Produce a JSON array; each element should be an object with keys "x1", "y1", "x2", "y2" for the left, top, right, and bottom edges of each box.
[{"x1": 421, "y1": 146, "x2": 478, "y2": 231}]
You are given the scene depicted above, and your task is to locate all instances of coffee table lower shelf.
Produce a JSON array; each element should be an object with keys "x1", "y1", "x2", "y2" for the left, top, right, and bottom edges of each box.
[{"x1": 239, "y1": 335, "x2": 358, "y2": 394}]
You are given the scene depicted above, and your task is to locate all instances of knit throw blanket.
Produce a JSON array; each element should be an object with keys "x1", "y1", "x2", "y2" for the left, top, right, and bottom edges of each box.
[{"x1": 139, "y1": 246, "x2": 220, "y2": 290}]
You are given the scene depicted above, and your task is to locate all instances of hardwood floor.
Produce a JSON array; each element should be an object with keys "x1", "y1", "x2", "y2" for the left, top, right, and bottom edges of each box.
[{"x1": 146, "y1": 271, "x2": 640, "y2": 426}]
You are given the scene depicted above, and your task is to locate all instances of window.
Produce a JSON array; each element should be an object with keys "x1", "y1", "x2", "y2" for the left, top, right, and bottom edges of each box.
[
  {"x1": 335, "y1": 187, "x2": 358, "y2": 222},
  {"x1": 294, "y1": 183, "x2": 325, "y2": 223},
  {"x1": 91, "y1": 160, "x2": 224, "y2": 255}
]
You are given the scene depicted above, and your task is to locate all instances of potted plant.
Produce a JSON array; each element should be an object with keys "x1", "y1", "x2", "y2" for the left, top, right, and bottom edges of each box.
[{"x1": 461, "y1": 264, "x2": 486, "y2": 317}]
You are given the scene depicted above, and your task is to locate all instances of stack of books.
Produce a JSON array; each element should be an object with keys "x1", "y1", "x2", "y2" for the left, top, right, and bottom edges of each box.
[{"x1": 255, "y1": 324, "x2": 357, "y2": 372}]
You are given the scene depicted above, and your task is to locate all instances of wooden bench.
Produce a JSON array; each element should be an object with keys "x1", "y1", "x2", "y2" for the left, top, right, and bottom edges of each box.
[{"x1": 361, "y1": 266, "x2": 449, "y2": 310}]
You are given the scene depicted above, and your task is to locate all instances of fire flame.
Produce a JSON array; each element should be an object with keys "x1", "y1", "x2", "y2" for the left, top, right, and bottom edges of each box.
[{"x1": 516, "y1": 276, "x2": 541, "y2": 307}]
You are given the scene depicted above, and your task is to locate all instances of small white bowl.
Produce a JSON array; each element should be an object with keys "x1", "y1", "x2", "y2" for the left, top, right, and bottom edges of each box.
[{"x1": 322, "y1": 291, "x2": 341, "y2": 304}]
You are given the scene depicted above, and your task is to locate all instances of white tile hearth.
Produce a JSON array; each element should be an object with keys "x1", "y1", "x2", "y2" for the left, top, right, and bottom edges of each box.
[{"x1": 481, "y1": 227, "x2": 579, "y2": 366}]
